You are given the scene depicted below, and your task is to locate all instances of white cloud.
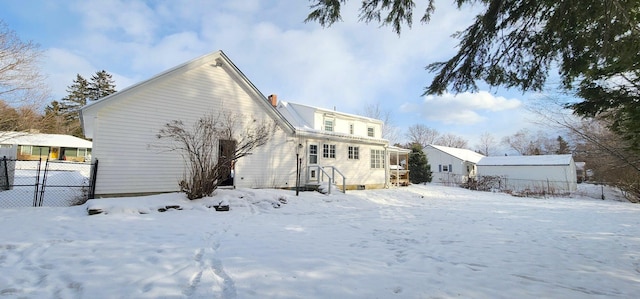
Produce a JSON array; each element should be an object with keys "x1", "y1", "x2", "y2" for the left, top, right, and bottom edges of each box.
[
  {"x1": 73, "y1": 0, "x2": 157, "y2": 42},
  {"x1": 43, "y1": 48, "x2": 95, "y2": 100},
  {"x1": 400, "y1": 91, "x2": 522, "y2": 125}
]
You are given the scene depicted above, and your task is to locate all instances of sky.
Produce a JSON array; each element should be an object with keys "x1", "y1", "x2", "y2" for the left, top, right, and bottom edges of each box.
[{"x1": 0, "y1": 0, "x2": 550, "y2": 149}]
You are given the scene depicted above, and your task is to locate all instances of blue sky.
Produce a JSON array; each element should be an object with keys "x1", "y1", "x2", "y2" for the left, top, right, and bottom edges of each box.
[{"x1": 0, "y1": 0, "x2": 548, "y2": 150}]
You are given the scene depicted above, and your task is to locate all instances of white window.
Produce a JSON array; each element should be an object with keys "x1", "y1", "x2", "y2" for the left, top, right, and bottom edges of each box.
[
  {"x1": 309, "y1": 145, "x2": 318, "y2": 164},
  {"x1": 367, "y1": 127, "x2": 375, "y2": 137},
  {"x1": 439, "y1": 164, "x2": 452, "y2": 172},
  {"x1": 323, "y1": 144, "x2": 336, "y2": 158},
  {"x1": 370, "y1": 149, "x2": 384, "y2": 169},
  {"x1": 324, "y1": 119, "x2": 334, "y2": 132},
  {"x1": 349, "y1": 123, "x2": 354, "y2": 135},
  {"x1": 348, "y1": 146, "x2": 359, "y2": 160}
]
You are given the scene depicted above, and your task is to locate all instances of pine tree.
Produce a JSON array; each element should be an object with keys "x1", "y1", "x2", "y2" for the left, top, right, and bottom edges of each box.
[
  {"x1": 89, "y1": 70, "x2": 116, "y2": 101},
  {"x1": 408, "y1": 143, "x2": 432, "y2": 184},
  {"x1": 41, "y1": 100, "x2": 67, "y2": 134},
  {"x1": 306, "y1": 0, "x2": 640, "y2": 153},
  {"x1": 60, "y1": 74, "x2": 90, "y2": 121},
  {"x1": 59, "y1": 74, "x2": 90, "y2": 136},
  {"x1": 556, "y1": 136, "x2": 571, "y2": 155},
  {"x1": 59, "y1": 71, "x2": 117, "y2": 137}
]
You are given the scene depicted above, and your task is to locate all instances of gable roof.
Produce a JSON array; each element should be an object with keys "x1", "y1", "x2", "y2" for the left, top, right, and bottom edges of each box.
[
  {"x1": 80, "y1": 50, "x2": 294, "y2": 138},
  {"x1": 279, "y1": 101, "x2": 383, "y2": 127},
  {"x1": 277, "y1": 100, "x2": 387, "y2": 144},
  {"x1": 0, "y1": 132, "x2": 92, "y2": 148},
  {"x1": 477, "y1": 154, "x2": 574, "y2": 166},
  {"x1": 426, "y1": 144, "x2": 485, "y2": 163}
]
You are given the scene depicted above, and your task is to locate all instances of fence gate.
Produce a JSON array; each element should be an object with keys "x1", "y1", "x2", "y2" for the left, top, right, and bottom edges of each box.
[{"x1": 0, "y1": 157, "x2": 98, "y2": 208}]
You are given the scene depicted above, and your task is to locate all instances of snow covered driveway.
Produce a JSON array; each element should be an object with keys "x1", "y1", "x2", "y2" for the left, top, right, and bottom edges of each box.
[{"x1": 0, "y1": 185, "x2": 638, "y2": 298}]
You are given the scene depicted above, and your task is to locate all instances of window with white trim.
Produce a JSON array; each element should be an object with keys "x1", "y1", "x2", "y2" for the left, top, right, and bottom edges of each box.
[
  {"x1": 367, "y1": 127, "x2": 375, "y2": 137},
  {"x1": 323, "y1": 144, "x2": 336, "y2": 158},
  {"x1": 349, "y1": 123, "x2": 354, "y2": 135},
  {"x1": 370, "y1": 149, "x2": 384, "y2": 169},
  {"x1": 324, "y1": 119, "x2": 334, "y2": 132},
  {"x1": 309, "y1": 145, "x2": 318, "y2": 164},
  {"x1": 348, "y1": 146, "x2": 359, "y2": 160},
  {"x1": 439, "y1": 164, "x2": 452, "y2": 172}
]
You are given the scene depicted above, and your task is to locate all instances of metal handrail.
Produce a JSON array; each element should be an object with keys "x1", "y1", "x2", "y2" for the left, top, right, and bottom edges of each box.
[
  {"x1": 323, "y1": 166, "x2": 346, "y2": 194},
  {"x1": 307, "y1": 165, "x2": 347, "y2": 194}
]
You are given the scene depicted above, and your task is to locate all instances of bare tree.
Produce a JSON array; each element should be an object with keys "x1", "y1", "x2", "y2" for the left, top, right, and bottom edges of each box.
[
  {"x1": 527, "y1": 98, "x2": 640, "y2": 202},
  {"x1": 405, "y1": 124, "x2": 439, "y2": 148},
  {"x1": 0, "y1": 20, "x2": 48, "y2": 105},
  {"x1": 475, "y1": 132, "x2": 497, "y2": 156},
  {"x1": 435, "y1": 133, "x2": 468, "y2": 148},
  {"x1": 501, "y1": 129, "x2": 557, "y2": 155},
  {"x1": 156, "y1": 111, "x2": 277, "y2": 200},
  {"x1": 362, "y1": 102, "x2": 400, "y2": 144},
  {"x1": 501, "y1": 129, "x2": 532, "y2": 155}
]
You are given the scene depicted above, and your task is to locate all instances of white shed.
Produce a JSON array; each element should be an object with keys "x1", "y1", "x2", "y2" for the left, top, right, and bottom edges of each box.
[
  {"x1": 424, "y1": 145, "x2": 485, "y2": 186},
  {"x1": 476, "y1": 154, "x2": 577, "y2": 194}
]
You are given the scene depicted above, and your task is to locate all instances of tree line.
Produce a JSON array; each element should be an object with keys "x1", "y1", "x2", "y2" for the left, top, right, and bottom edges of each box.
[{"x1": 1, "y1": 70, "x2": 116, "y2": 138}]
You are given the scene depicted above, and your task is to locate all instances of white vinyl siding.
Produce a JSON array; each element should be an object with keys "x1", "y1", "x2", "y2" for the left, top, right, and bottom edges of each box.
[{"x1": 86, "y1": 54, "x2": 297, "y2": 196}]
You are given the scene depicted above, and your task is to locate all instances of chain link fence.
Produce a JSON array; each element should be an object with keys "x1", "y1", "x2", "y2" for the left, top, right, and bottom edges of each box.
[{"x1": 0, "y1": 157, "x2": 98, "y2": 208}]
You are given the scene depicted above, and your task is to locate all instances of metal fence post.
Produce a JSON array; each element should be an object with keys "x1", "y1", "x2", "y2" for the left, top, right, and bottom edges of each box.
[
  {"x1": 1, "y1": 156, "x2": 8, "y2": 190},
  {"x1": 88, "y1": 159, "x2": 98, "y2": 199}
]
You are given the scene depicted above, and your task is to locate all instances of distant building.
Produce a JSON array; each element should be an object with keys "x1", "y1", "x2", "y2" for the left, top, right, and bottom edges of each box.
[
  {"x1": 477, "y1": 154, "x2": 577, "y2": 194},
  {"x1": 0, "y1": 132, "x2": 92, "y2": 162},
  {"x1": 424, "y1": 144, "x2": 485, "y2": 186}
]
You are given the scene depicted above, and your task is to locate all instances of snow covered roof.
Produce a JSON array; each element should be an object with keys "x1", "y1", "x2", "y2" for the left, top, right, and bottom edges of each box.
[
  {"x1": 477, "y1": 154, "x2": 574, "y2": 166},
  {"x1": 0, "y1": 132, "x2": 92, "y2": 148},
  {"x1": 276, "y1": 101, "x2": 311, "y2": 129},
  {"x1": 427, "y1": 144, "x2": 485, "y2": 163},
  {"x1": 276, "y1": 100, "x2": 387, "y2": 143}
]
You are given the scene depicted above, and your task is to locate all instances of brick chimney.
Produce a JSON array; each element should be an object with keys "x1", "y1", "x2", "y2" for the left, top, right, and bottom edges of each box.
[{"x1": 268, "y1": 94, "x2": 277, "y2": 107}]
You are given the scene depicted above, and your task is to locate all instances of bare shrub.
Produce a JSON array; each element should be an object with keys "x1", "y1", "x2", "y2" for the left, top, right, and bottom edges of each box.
[{"x1": 157, "y1": 111, "x2": 277, "y2": 200}]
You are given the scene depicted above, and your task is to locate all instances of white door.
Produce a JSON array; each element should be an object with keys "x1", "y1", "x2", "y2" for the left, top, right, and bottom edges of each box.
[{"x1": 308, "y1": 144, "x2": 318, "y2": 181}]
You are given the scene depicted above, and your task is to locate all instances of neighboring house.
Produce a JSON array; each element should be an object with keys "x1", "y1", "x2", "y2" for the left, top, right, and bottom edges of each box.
[
  {"x1": 476, "y1": 154, "x2": 578, "y2": 194},
  {"x1": 0, "y1": 131, "x2": 92, "y2": 162},
  {"x1": 424, "y1": 144, "x2": 485, "y2": 186},
  {"x1": 81, "y1": 50, "x2": 405, "y2": 198}
]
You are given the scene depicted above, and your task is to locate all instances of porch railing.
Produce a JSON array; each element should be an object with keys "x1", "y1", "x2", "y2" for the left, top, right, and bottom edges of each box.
[{"x1": 307, "y1": 165, "x2": 346, "y2": 194}]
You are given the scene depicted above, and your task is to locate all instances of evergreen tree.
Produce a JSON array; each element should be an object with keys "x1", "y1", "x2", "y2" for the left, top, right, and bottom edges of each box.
[
  {"x1": 408, "y1": 143, "x2": 432, "y2": 184},
  {"x1": 555, "y1": 136, "x2": 571, "y2": 155},
  {"x1": 41, "y1": 100, "x2": 67, "y2": 134},
  {"x1": 306, "y1": 0, "x2": 640, "y2": 152},
  {"x1": 59, "y1": 71, "x2": 117, "y2": 137},
  {"x1": 89, "y1": 70, "x2": 116, "y2": 101},
  {"x1": 60, "y1": 74, "x2": 90, "y2": 121}
]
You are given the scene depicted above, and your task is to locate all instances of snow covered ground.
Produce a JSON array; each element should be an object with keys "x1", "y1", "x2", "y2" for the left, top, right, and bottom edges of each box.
[{"x1": 0, "y1": 184, "x2": 639, "y2": 298}]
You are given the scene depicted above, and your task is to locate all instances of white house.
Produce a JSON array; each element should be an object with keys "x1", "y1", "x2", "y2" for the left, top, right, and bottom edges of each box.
[
  {"x1": 81, "y1": 50, "x2": 404, "y2": 197},
  {"x1": 424, "y1": 144, "x2": 485, "y2": 186},
  {"x1": 275, "y1": 100, "x2": 405, "y2": 190},
  {"x1": 0, "y1": 131, "x2": 92, "y2": 162},
  {"x1": 476, "y1": 154, "x2": 578, "y2": 194}
]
